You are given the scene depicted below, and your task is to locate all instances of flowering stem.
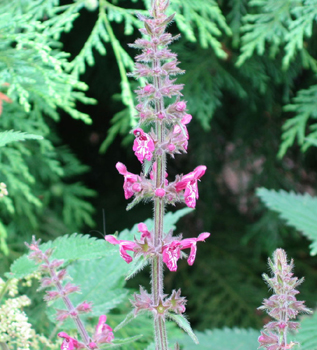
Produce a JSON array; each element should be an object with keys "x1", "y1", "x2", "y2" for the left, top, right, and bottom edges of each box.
[{"x1": 152, "y1": 2, "x2": 168, "y2": 348}]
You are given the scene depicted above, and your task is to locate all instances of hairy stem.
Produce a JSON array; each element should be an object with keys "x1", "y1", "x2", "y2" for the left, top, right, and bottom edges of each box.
[
  {"x1": 46, "y1": 258, "x2": 91, "y2": 348},
  {"x1": 151, "y1": 2, "x2": 169, "y2": 348}
]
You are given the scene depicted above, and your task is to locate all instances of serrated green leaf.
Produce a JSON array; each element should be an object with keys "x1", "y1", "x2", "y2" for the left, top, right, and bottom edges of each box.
[
  {"x1": 125, "y1": 255, "x2": 149, "y2": 280},
  {"x1": 167, "y1": 313, "x2": 198, "y2": 344},
  {"x1": 178, "y1": 328, "x2": 259, "y2": 349},
  {"x1": 0, "y1": 130, "x2": 43, "y2": 147},
  {"x1": 293, "y1": 312, "x2": 317, "y2": 350},
  {"x1": 257, "y1": 188, "x2": 317, "y2": 255},
  {"x1": 99, "y1": 335, "x2": 143, "y2": 348},
  {"x1": 9, "y1": 234, "x2": 116, "y2": 279},
  {"x1": 115, "y1": 310, "x2": 148, "y2": 332}
]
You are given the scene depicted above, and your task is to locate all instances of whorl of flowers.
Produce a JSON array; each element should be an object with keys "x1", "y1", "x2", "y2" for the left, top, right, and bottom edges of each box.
[{"x1": 258, "y1": 249, "x2": 312, "y2": 350}]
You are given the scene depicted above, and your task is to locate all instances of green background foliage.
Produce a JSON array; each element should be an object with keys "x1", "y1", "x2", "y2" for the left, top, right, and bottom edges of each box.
[{"x1": 1, "y1": 0, "x2": 317, "y2": 348}]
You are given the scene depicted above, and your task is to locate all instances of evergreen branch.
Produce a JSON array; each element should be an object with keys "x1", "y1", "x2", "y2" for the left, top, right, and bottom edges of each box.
[
  {"x1": 237, "y1": 0, "x2": 292, "y2": 66},
  {"x1": 0, "y1": 130, "x2": 43, "y2": 148},
  {"x1": 227, "y1": 0, "x2": 248, "y2": 47},
  {"x1": 169, "y1": 0, "x2": 231, "y2": 58},
  {"x1": 66, "y1": 10, "x2": 110, "y2": 77},
  {"x1": 102, "y1": 3, "x2": 136, "y2": 126},
  {"x1": 278, "y1": 84, "x2": 317, "y2": 158},
  {"x1": 283, "y1": 0, "x2": 317, "y2": 70}
]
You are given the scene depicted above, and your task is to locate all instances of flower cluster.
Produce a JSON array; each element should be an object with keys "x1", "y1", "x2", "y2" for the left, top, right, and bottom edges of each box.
[
  {"x1": 105, "y1": 223, "x2": 210, "y2": 272},
  {"x1": 131, "y1": 287, "x2": 186, "y2": 318},
  {"x1": 117, "y1": 162, "x2": 207, "y2": 208},
  {"x1": 258, "y1": 249, "x2": 312, "y2": 350},
  {"x1": 0, "y1": 278, "x2": 54, "y2": 350},
  {"x1": 26, "y1": 237, "x2": 114, "y2": 349}
]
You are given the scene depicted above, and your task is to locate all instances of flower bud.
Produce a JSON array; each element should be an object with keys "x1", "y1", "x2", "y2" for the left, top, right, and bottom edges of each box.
[{"x1": 155, "y1": 188, "x2": 165, "y2": 197}]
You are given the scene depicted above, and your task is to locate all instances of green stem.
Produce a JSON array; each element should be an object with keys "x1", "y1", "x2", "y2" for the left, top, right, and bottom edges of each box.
[
  {"x1": 0, "y1": 279, "x2": 10, "y2": 304},
  {"x1": 0, "y1": 342, "x2": 9, "y2": 350}
]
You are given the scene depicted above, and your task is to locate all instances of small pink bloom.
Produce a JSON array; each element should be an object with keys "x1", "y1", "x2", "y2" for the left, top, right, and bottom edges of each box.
[
  {"x1": 58, "y1": 332, "x2": 83, "y2": 350},
  {"x1": 105, "y1": 235, "x2": 137, "y2": 263},
  {"x1": 175, "y1": 165, "x2": 207, "y2": 208},
  {"x1": 76, "y1": 301, "x2": 93, "y2": 313},
  {"x1": 144, "y1": 85, "x2": 155, "y2": 93},
  {"x1": 175, "y1": 101, "x2": 186, "y2": 112},
  {"x1": 94, "y1": 315, "x2": 114, "y2": 344},
  {"x1": 162, "y1": 232, "x2": 210, "y2": 272},
  {"x1": 56, "y1": 309, "x2": 70, "y2": 322},
  {"x1": 155, "y1": 188, "x2": 165, "y2": 197},
  {"x1": 138, "y1": 223, "x2": 151, "y2": 239},
  {"x1": 168, "y1": 144, "x2": 176, "y2": 152},
  {"x1": 157, "y1": 112, "x2": 165, "y2": 119},
  {"x1": 180, "y1": 232, "x2": 210, "y2": 265},
  {"x1": 162, "y1": 241, "x2": 181, "y2": 272},
  {"x1": 116, "y1": 162, "x2": 142, "y2": 199},
  {"x1": 133, "y1": 128, "x2": 155, "y2": 163},
  {"x1": 172, "y1": 114, "x2": 192, "y2": 150}
]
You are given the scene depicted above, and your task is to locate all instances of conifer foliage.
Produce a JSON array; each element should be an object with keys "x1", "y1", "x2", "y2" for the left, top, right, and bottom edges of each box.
[{"x1": 0, "y1": 0, "x2": 96, "y2": 261}]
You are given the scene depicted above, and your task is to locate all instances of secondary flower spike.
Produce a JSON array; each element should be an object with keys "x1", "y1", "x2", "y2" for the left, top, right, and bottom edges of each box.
[
  {"x1": 175, "y1": 165, "x2": 207, "y2": 208},
  {"x1": 258, "y1": 249, "x2": 312, "y2": 350}
]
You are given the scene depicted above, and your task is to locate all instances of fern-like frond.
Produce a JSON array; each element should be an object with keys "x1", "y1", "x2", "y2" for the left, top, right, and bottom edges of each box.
[{"x1": 257, "y1": 188, "x2": 317, "y2": 255}]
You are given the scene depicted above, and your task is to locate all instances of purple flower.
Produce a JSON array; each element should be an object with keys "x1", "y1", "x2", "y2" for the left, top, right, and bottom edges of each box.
[
  {"x1": 116, "y1": 162, "x2": 142, "y2": 199},
  {"x1": 162, "y1": 232, "x2": 210, "y2": 271},
  {"x1": 175, "y1": 165, "x2": 207, "y2": 208},
  {"x1": 133, "y1": 128, "x2": 155, "y2": 163}
]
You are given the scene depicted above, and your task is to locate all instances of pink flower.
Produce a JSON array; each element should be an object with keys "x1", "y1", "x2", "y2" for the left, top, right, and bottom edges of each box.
[
  {"x1": 171, "y1": 114, "x2": 192, "y2": 151},
  {"x1": 162, "y1": 232, "x2": 210, "y2": 271},
  {"x1": 133, "y1": 128, "x2": 155, "y2": 163},
  {"x1": 58, "y1": 332, "x2": 84, "y2": 350},
  {"x1": 94, "y1": 315, "x2": 114, "y2": 344},
  {"x1": 105, "y1": 235, "x2": 137, "y2": 263},
  {"x1": 175, "y1": 101, "x2": 187, "y2": 112},
  {"x1": 175, "y1": 165, "x2": 207, "y2": 208},
  {"x1": 138, "y1": 223, "x2": 151, "y2": 239},
  {"x1": 116, "y1": 162, "x2": 142, "y2": 199}
]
